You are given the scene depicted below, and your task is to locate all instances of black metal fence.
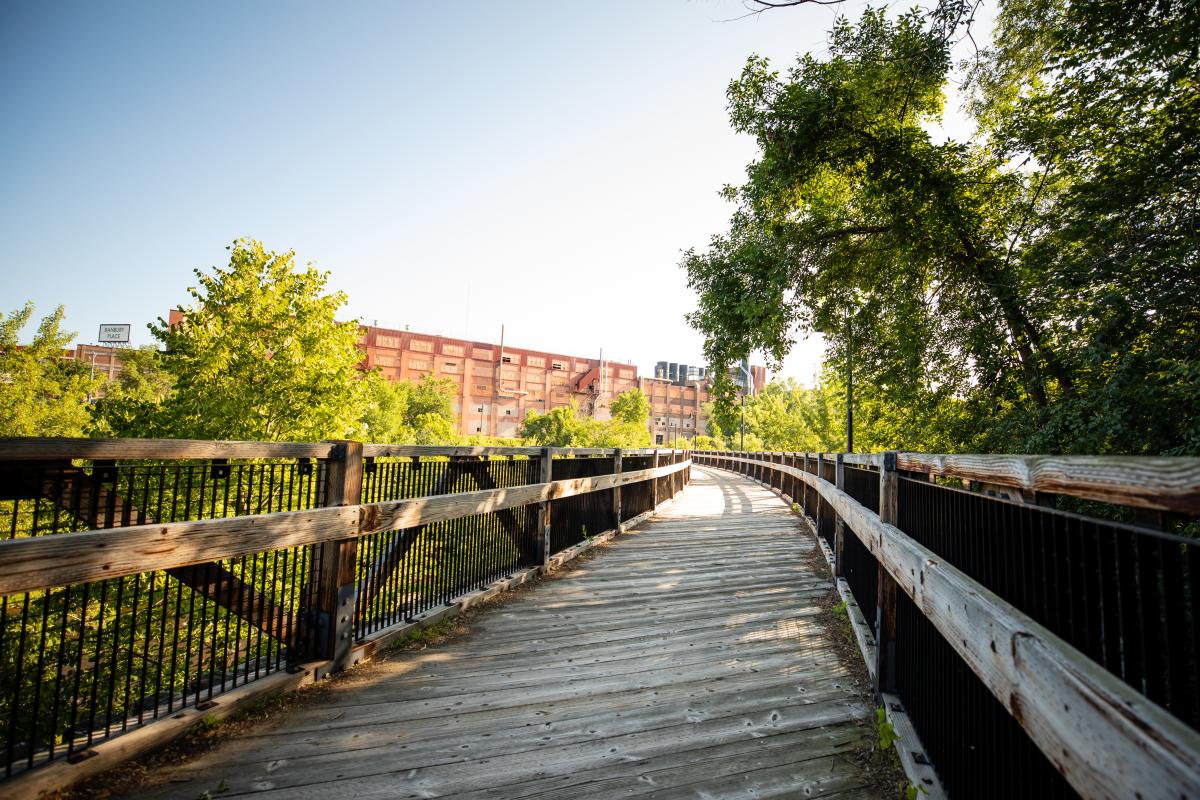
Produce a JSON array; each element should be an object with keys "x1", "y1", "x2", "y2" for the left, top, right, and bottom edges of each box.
[
  {"x1": 355, "y1": 456, "x2": 540, "y2": 639},
  {"x1": 0, "y1": 443, "x2": 687, "y2": 781},
  {"x1": 692, "y1": 449, "x2": 1198, "y2": 800},
  {"x1": 550, "y1": 456, "x2": 616, "y2": 554},
  {"x1": 898, "y1": 476, "x2": 1200, "y2": 730},
  {"x1": 620, "y1": 455, "x2": 654, "y2": 521}
]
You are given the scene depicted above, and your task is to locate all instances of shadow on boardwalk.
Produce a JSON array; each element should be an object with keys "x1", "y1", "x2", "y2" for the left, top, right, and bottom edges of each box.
[{"x1": 131, "y1": 467, "x2": 881, "y2": 800}]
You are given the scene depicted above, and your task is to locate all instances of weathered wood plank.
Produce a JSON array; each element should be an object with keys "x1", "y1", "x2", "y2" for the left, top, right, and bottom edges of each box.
[
  {"x1": 0, "y1": 436, "x2": 338, "y2": 461},
  {"x1": 704, "y1": 454, "x2": 1200, "y2": 800},
  {"x1": 126, "y1": 467, "x2": 875, "y2": 800},
  {"x1": 357, "y1": 460, "x2": 688, "y2": 535},
  {"x1": 0, "y1": 460, "x2": 690, "y2": 595},
  {"x1": 0, "y1": 505, "x2": 360, "y2": 597},
  {"x1": 898, "y1": 452, "x2": 1200, "y2": 513}
]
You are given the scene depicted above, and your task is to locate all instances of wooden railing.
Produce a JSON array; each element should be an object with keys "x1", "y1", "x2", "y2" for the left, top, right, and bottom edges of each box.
[
  {"x1": 0, "y1": 437, "x2": 691, "y2": 796},
  {"x1": 694, "y1": 450, "x2": 1200, "y2": 800}
]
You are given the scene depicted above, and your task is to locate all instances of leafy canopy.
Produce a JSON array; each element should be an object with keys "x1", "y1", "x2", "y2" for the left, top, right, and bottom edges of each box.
[
  {"x1": 144, "y1": 239, "x2": 371, "y2": 441},
  {"x1": 0, "y1": 303, "x2": 97, "y2": 437},
  {"x1": 362, "y1": 374, "x2": 459, "y2": 445},
  {"x1": 685, "y1": 1, "x2": 1199, "y2": 455}
]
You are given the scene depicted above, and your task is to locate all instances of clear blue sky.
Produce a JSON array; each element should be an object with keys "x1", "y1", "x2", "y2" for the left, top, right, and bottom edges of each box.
[{"x1": 0, "y1": 1, "x2": 986, "y2": 383}]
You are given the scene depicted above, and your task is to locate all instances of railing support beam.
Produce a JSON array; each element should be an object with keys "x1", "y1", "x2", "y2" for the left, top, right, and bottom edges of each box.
[
  {"x1": 875, "y1": 450, "x2": 899, "y2": 696},
  {"x1": 317, "y1": 439, "x2": 363, "y2": 670},
  {"x1": 834, "y1": 453, "x2": 845, "y2": 577},
  {"x1": 539, "y1": 447, "x2": 553, "y2": 567}
]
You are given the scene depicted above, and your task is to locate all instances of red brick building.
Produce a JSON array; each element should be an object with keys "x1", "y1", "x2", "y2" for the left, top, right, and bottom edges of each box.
[{"x1": 358, "y1": 326, "x2": 641, "y2": 438}]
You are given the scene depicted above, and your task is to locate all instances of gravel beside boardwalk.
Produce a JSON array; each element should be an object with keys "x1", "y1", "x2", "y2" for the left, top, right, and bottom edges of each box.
[{"x1": 132, "y1": 467, "x2": 879, "y2": 799}]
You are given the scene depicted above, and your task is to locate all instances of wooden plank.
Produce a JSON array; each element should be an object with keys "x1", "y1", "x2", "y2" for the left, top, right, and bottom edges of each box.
[
  {"x1": 875, "y1": 451, "x2": 899, "y2": 694},
  {"x1": 362, "y1": 444, "x2": 543, "y2": 457},
  {"x1": 712, "y1": 454, "x2": 1200, "y2": 800},
  {"x1": 358, "y1": 461, "x2": 688, "y2": 535},
  {"x1": 0, "y1": 505, "x2": 360, "y2": 597},
  {"x1": 0, "y1": 436, "x2": 338, "y2": 461},
  {"x1": 316, "y1": 440, "x2": 363, "y2": 667},
  {"x1": 898, "y1": 452, "x2": 1200, "y2": 513},
  {"x1": 122, "y1": 468, "x2": 874, "y2": 800},
  {"x1": 0, "y1": 460, "x2": 690, "y2": 595}
]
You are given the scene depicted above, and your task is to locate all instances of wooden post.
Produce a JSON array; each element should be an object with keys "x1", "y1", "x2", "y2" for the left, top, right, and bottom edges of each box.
[
  {"x1": 317, "y1": 439, "x2": 363, "y2": 671},
  {"x1": 834, "y1": 453, "x2": 845, "y2": 577},
  {"x1": 651, "y1": 449, "x2": 660, "y2": 508},
  {"x1": 540, "y1": 447, "x2": 553, "y2": 568},
  {"x1": 875, "y1": 450, "x2": 899, "y2": 695},
  {"x1": 613, "y1": 448, "x2": 623, "y2": 532},
  {"x1": 815, "y1": 453, "x2": 825, "y2": 537}
]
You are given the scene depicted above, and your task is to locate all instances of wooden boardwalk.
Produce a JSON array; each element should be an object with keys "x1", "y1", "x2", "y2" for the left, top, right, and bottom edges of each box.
[{"x1": 135, "y1": 467, "x2": 878, "y2": 799}]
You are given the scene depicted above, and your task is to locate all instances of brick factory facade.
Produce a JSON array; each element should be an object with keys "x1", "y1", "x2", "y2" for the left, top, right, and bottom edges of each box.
[
  {"x1": 359, "y1": 326, "x2": 641, "y2": 439},
  {"x1": 103, "y1": 315, "x2": 766, "y2": 442}
]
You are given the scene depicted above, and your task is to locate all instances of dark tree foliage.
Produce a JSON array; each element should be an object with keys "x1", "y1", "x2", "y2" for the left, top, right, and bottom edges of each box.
[{"x1": 686, "y1": 0, "x2": 1199, "y2": 454}]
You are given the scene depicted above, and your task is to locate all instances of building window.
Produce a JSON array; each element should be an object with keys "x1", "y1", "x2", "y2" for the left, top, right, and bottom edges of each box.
[
  {"x1": 475, "y1": 385, "x2": 488, "y2": 393},
  {"x1": 443, "y1": 343, "x2": 464, "y2": 356},
  {"x1": 551, "y1": 361, "x2": 564, "y2": 370},
  {"x1": 472, "y1": 348, "x2": 492, "y2": 360},
  {"x1": 410, "y1": 339, "x2": 433, "y2": 352},
  {"x1": 442, "y1": 361, "x2": 459, "y2": 372},
  {"x1": 527, "y1": 356, "x2": 545, "y2": 368},
  {"x1": 620, "y1": 369, "x2": 634, "y2": 379},
  {"x1": 505, "y1": 409, "x2": 512, "y2": 415},
  {"x1": 476, "y1": 426, "x2": 482, "y2": 432},
  {"x1": 408, "y1": 358, "x2": 430, "y2": 370},
  {"x1": 501, "y1": 355, "x2": 513, "y2": 364},
  {"x1": 375, "y1": 334, "x2": 401, "y2": 349}
]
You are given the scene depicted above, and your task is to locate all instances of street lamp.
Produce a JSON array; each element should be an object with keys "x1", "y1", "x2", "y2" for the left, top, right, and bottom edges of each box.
[{"x1": 845, "y1": 315, "x2": 853, "y2": 453}]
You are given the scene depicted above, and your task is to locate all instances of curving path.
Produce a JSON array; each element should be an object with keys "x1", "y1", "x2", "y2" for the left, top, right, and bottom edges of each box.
[{"x1": 134, "y1": 467, "x2": 878, "y2": 799}]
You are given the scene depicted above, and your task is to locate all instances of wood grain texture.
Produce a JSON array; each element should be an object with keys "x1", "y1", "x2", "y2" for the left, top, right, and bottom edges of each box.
[
  {"x1": 0, "y1": 506, "x2": 361, "y2": 596},
  {"x1": 898, "y1": 452, "x2": 1200, "y2": 513},
  {"x1": 697, "y1": 450, "x2": 1200, "y2": 512},
  {"x1": 0, "y1": 461, "x2": 690, "y2": 595},
  {"x1": 0, "y1": 436, "x2": 338, "y2": 461},
  {"x1": 700, "y1": 454, "x2": 1200, "y2": 800},
  {"x1": 127, "y1": 467, "x2": 875, "y2": 800},
  {"x1": 357, "y1": 460, "x2": 689, "y2": 535}
]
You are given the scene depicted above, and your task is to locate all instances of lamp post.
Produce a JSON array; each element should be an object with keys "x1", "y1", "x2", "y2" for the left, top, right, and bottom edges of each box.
[
  {"x1": 846, "y1": 315, "x2": 853, "y2": 453},
  {"x1": 739, "y1": 393, "x2": 745, "y2": 450}
]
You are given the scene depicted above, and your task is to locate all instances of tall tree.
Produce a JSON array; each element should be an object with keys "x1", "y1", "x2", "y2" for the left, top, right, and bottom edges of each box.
[
  {"x1": 362, "y1": 374, "x2": 459, "y2": 445},
  {"x1": 685, "y1": 2, "x2": 1199, "y2": 455},
  {"x1": 0, "y1": 303, "x2": 97, "y2": 437},
  {"x1": 88, "y1": 346, "x2": 174, "y2": 437},
  {"x1": 146, "y1": 239, "x2": 371, "y2": 441},
  {"x1": 610, "y1": 388, "x2": 650, "y2": 426}
]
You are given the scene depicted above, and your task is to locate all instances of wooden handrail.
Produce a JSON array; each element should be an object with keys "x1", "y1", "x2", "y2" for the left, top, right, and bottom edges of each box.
[
  {"x1": 0, "y1": 437, "x2": 691, "y2": 463},
  {"x1": 0, "y1": 459, "x2": 690, "y2": 596},
  {"x1": 694, "y1": 450, "x2": 1200, "y2": 514},
  {"x1": 0, "y1": 436, "x2": 341, "y2": 461},
  {"x1": 696, "y1": 454, "x2": 1200, "y2": 800}
]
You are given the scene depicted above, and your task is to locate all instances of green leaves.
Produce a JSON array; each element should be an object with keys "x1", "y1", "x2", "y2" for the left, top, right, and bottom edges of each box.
[
  {"x1": 519, "y1": 390, "x2": 652, "y2": 449},
  {"x1": 0, "y1": 303, "x2": 97, "y2": 437},
  {"x1": 686, "y1": 1, "x2": 1198, "y2": 455},
  {"x1": 142, "y1": 239, "x2": 371, "y2": 442},
  {"x1": 362, "y1": 374, "x2": 459, "y2": 445}
]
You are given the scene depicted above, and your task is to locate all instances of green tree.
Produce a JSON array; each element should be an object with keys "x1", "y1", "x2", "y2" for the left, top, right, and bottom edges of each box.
[
  {"x1": 519, "y1": 405, "x2": 584, "y2": 447},
  {"x1": 685, "y1": 2, "x2": 1199, "y2": 455},
  {"x1": 610, "y1": 388, "x2": 650, "y2": 426},
  {"x1": 0, "y1": 303, "x2": 97, "y2": 437},
  {"x1": 88, "y1": 346, "x2": 174, "y2": 437},
  {"x1": 361, "y1": 374, "x2": 460, "y2": 445},
  {"x1": 145, "y1": 239, "x2": 371, "y2": 441}
]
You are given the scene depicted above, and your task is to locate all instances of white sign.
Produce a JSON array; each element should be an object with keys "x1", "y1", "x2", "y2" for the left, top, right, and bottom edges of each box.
[{"x1": 98, "y1": 324, "x2": 131, "y2": 343}]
